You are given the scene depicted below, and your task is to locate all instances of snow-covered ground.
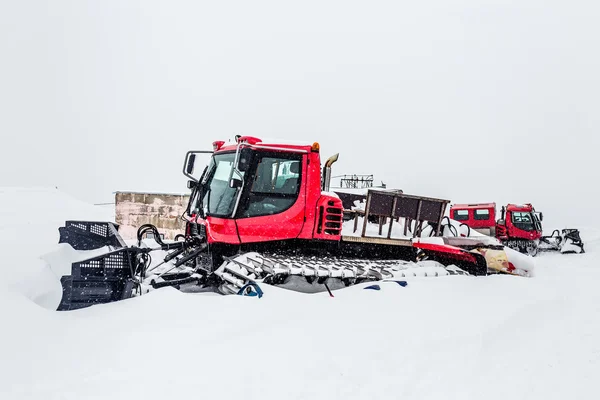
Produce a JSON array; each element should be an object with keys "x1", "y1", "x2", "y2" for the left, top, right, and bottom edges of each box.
[{"x1": 1, "y1": 188, "x2": 599, "y2": 400}]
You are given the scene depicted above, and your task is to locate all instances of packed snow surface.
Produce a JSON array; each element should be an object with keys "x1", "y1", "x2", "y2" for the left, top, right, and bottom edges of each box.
[{"x1": 1, "y1": 187, "x2": 599, "y2": 400}]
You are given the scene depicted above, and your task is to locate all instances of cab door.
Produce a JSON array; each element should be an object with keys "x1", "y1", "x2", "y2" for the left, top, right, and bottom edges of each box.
[{"x1": 234, "y1": 151, "x2": 307, "y2": 243}]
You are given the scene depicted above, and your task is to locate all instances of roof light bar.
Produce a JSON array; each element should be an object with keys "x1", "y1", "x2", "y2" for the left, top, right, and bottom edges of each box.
[{"x1": 212, "y1": 141, "x2": 225, "y2": 151}]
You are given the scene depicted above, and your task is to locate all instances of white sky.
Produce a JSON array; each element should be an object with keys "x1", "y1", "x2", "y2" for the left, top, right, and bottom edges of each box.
[{"x1": 1, "y1": 1, "x2": 599, "y2": 229}]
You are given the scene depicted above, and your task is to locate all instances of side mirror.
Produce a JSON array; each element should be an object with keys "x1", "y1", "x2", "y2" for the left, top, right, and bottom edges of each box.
[
  {"x1": 229, "y1": 178, "x2": 242, "y2": 188},
  {"x1": 187, "y1": 180, "x2": 197, "y2": 189},
  {"x1": 183, "y1": 150, "x2": 214, "y2": 182},
  {"x1": 539, "y1": 212, "x2": 543, "y2": 221},
  {"x1": 237, "y1": 148, "x2": 252, "y2": 172},
  {"x1": 185, "y1": 153, "x2": 196, "y2": 174}
]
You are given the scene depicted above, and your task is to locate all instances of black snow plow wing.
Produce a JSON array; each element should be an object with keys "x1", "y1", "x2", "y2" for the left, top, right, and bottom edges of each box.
[
  {"x1": 56, "y1": 221, "x2": 207, "y2": 311},
  {"x1": 57, "y1": 248, "x2": 138, "y2": 311},
  {"x1": 538, "y1": 229, "x2": 585, "y2": 254},
  {"x1": 57, "y1": 221, "x2": 140, "y2": 310}
]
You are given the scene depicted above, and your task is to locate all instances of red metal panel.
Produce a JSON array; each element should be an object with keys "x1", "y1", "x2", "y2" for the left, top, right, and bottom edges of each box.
[{"x1": 449, "y1": 203, "x2": 496, "y2": 229}]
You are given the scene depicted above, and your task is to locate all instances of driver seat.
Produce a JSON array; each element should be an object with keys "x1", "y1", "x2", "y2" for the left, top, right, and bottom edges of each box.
[{"x1": 280, "y1": 162, "x2": 300, "y2": 194}]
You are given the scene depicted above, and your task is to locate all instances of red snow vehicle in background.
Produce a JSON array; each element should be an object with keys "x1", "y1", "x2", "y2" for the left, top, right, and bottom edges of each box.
[
  {"x1": 449, "y1": 203, "x2": 497, "y2": 236},
  {"x1": 449, "y1": 203, "x2": 584, "y2": 256}
]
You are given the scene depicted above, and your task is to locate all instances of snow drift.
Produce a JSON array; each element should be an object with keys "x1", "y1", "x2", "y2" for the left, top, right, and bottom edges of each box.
[
  {"x1": 0, "y1": 187, "x2": 114, "y2": 308},
  {"x1": 0, "y1": 187, "x2": 599, "y2": 400}
]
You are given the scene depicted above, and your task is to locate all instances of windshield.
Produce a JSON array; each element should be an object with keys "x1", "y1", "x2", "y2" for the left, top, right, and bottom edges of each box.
[
  {"x1": 197, "y1": 152, "x2": 244, "y2": 218},
  {"x1": 189, "y1": 149, "x2": 303, "y2": 219},
  {"x1": 511, "y1": 211, "x2": 537, "y2": 231}
]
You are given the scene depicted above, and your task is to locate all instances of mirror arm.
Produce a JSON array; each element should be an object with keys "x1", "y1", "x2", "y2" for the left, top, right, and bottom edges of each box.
[{"x1": 182, "y1": 150, "x2": 214, "y2": 181}]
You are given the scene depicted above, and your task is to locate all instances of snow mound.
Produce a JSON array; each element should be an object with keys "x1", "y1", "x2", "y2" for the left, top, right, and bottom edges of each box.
[
  {"x1": 0, "y1": 188, "x2": 599, "y2": 400},
  {"x1": 0, "y1": 187, "x2": 115, "y2": 308}
]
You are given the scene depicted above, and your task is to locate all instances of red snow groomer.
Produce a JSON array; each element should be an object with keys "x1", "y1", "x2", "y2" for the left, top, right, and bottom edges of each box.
[
  {"x1": 53, "y1": 136, "x2": 537, "y2": 311},
  {"x1": 449, "y1": 202, "x2": 584, "y2": 256}
]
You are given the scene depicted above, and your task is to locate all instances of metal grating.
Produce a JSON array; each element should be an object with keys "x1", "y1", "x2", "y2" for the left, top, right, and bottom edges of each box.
[
  {"x1": 361, "y1": 190, "x2": 451, "y2": 238},
  {"x1": 59, "y1": 221, "x2": 127, "y2": 250},
  {"x1": 72, "y1": 248, "x2": 134, "y2": 279}
]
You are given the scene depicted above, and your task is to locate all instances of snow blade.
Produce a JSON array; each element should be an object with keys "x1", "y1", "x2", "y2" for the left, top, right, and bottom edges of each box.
[
  {"x1": 561, "y1": 229, "x2": 585, "y2": 253},
  {"x1": 57, "y1": 248, "x2": 137, "y2": 311},
  {"x1": 539, "y1": 229, "x2": 585, "y2": 254},
  {"x1": 58, "y1": 220, "x2": 126, "y2": 251}
]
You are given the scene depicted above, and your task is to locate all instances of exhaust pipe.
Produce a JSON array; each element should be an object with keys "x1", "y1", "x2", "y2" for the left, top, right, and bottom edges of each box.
[{"x1": 322, "y1": 153, "x2": 339, "y2": 192}]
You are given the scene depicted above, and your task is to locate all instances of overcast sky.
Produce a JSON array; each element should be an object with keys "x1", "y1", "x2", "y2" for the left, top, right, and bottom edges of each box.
[{"x1": 1, "y1": 1, "x2": 599, "y2": 229}]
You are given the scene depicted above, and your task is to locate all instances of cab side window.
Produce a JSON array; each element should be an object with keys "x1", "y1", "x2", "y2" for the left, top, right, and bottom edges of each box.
[
  {"x1": 251, "y1": 158, "x2": 300, "y2": 195},
  {"x1": 474, "y1": 209, "x2": 490, "y2": 220},
  {"x1": 239, "y1": 155, "x2": 302, "y2": 218},
  {"x1": 453, "y1": 209, "x2": 469, "y2": 221}
]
